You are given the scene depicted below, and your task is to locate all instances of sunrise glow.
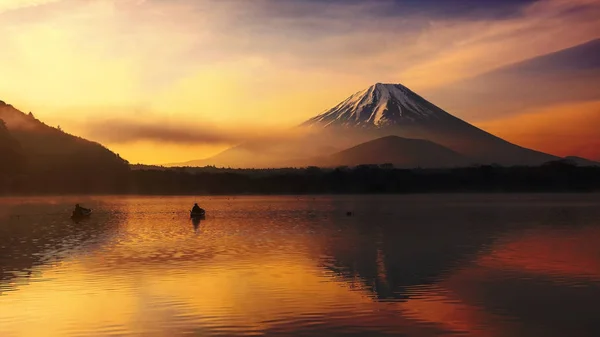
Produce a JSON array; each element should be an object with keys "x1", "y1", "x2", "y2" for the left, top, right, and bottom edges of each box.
[{"x1": 1, "y1": 0, "x2": 598, "y2": 163}]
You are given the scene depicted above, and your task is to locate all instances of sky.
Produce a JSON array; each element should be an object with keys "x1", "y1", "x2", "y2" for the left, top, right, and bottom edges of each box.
[{"x1": 1, "y1": 0, "x2": 599, "y2": 163}]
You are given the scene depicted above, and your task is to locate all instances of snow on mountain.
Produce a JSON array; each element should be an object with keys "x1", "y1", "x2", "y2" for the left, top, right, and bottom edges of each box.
[{"x1": 303, "y1": 83, "x2": 450, "y2": 128}]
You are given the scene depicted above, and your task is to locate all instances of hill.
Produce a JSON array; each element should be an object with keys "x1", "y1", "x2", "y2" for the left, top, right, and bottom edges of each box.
[
  {"x1": 0, "y1": 101, "x2": 129, "y2": 193},
  {"x1": 321, "y1": 136, "x2": 469, "y2": 168}
]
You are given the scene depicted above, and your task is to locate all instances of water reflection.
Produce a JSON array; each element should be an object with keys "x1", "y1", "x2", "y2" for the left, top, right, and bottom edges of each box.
[
  {"x1": 397, "y1": 222, "x2": 600, "y2": 337},
  {"x1": 318, "y1": 199, "x2": 543, "y2": 301},
  {"x1": 0, "y1": 197, "x2": 126, "y2": 293},
  {"x1": 191, "y1": 217, "x2": 204, "y2": 234},
  {"x1": 0, "y1": 195, "x2": 599, "y2": 337}
]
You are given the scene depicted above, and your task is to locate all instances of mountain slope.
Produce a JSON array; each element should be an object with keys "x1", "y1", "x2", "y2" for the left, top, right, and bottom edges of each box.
[
  {"x1": 0, "y1": 100, "x2": 129, "y2": 192},
  {"x1": 302, "y1": 83, "x2": 558, "y2": 166},
  {"x1": 302, "y1": 83, "x2": 449, "y2": 128},
  {"x1": 322, "y1": 136, "x2": 469, "y2": 168}
]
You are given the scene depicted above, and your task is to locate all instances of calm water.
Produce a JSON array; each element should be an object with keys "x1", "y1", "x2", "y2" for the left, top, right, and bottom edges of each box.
[{"x1": 1, "y1": 195, "x2": 600, "y2": 337}]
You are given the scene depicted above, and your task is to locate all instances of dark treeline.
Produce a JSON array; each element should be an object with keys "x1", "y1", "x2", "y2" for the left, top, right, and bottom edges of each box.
[{"x1": 2, "y1": 160, "x2": 599, "y2": 195}]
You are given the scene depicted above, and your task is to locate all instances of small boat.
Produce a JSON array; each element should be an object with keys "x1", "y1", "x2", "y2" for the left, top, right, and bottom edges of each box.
[
  {"x1": 72, "y1": 209, "x2": 92, "y2": 219},
  {"x1": 190, "y1": 208, "x2": 206, "y2": 219}
]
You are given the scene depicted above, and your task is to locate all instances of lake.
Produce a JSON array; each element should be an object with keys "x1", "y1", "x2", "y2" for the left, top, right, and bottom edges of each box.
[{"x1": 1, "y1": 195, "x2": 600, "y2": 337}]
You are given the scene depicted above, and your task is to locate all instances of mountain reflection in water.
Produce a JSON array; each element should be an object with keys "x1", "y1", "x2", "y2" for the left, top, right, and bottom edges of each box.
[{"x1": 1, "y1": 195, "x2": 599, "y2": 337}]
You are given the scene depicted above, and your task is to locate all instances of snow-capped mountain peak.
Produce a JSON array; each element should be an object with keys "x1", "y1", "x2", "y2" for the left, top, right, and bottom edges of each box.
[
  {"x1": 302, "y1": 83, "x2": 449, "y2": 128},
  {"x1": 189, "y1": 82, "x2": 558, "y2": 167}
]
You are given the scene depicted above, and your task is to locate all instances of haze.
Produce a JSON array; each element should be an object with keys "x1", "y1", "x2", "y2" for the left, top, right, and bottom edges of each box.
[{"x1": 1, "y1": 0, "x2": 599, "y2": 164}]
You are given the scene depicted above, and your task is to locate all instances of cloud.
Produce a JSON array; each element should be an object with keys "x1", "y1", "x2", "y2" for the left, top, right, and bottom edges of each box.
[
  {"x1": 83, "y1": 118, "x2": 301, "y2": 145},
  {"x1": 421, "y1": 39, "x2": 600, "y2": 122},
  {"x1": 244, "y1": 0, "x2": 539, "y2": 21},
  {"x1": 2, "y1": 0, "x2": 599, "y2": 118},
  {"x1": 0, "y1": 0, "x2": 60, "y2": 13},
  {"x1": 399, "y1": 0, "x2": 600, "y2": 89},
  {"x1": 181, "y1": 0, "x2": 600, "y2": 90}
]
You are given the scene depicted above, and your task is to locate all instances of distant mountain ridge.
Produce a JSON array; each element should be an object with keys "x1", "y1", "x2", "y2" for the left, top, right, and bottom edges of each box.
[{"x1": 184, "y1": 82, "x2": 558, "y2": 168}]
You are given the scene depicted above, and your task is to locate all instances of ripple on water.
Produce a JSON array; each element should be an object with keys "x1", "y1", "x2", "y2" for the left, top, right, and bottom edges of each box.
[{"x1": 1, "y1": 195, "x2": 600, "y2": 336}]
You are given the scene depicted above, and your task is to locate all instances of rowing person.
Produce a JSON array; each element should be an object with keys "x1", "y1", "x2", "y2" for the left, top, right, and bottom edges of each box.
[
  {"x1": 74, "y1": 204, "x2": 91, "y2": 215},
  {"x1": 191, "y1": 203, "x2": 202, "y2": 214}
]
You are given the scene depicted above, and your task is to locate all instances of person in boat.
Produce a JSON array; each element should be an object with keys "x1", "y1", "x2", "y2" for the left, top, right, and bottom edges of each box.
[
  {"x1": 191, "y1": 203, "x2": 203, "y2": 214},
  {"x1": 74, "y1": 204, "x2": 90, "y2": 215}
]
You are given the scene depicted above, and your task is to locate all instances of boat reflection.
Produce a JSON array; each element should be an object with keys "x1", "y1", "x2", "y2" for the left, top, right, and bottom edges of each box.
[{"x1": 192, "y1": 216, "x2": 201, "y2": 233}]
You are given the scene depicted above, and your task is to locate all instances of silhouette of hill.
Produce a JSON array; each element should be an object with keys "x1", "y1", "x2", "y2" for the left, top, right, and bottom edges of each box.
[
  {"x1": 319, "y1": 136, "x2": 469, "y2": 168},
  {"x1": 0, "y1": 101, "x2": 129, "y2": 193}
]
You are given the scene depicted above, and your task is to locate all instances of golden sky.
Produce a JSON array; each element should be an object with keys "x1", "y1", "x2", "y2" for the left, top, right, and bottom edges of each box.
[{"x1": 1, "y1": 0, "x2": 599, "y2": 163}]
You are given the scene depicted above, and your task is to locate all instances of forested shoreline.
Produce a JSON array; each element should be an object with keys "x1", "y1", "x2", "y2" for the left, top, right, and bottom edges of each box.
[{"x1": 2, "y1": 161, "x2": 599, "y2": 195}]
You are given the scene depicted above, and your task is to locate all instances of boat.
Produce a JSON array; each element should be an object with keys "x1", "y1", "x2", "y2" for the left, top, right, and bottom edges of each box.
[
  {"x1": 72, "y1": 209, "x2": 92, "y2": 219},
  {"x1": 190, "y1": 208, "x2": 206, "y2": 219}
]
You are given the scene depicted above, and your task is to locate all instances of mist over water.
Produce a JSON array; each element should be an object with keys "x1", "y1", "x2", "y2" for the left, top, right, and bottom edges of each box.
[{"x1": 1, "y1": 195, "x2": 600, "y2": 336}]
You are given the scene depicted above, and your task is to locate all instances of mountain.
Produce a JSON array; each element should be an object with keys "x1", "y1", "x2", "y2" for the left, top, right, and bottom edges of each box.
[
  {"x1": 172, "y1": 133, "x2": 347, "y2": 168},
  {"x1": 0, "y1": 100, "x2": 130, "y2": 192},
  {"x1": 303, "y1": 83, "x2": 452, "y2": 128},
  {"x1": 302, "y1": 83, "x2": 558, "y2": 166},
  {"x1": 179, "y1": 83, "x2": 558, "y2": 168},
  {"x1": 563, "y1": 156, "x2": 600, "y2": 167},
  {"x1": 320, "y1": 136, "x2": 469, "y2": 168}
]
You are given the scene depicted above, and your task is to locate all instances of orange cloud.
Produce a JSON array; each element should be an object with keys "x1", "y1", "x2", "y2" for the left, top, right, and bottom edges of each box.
[
  {"x1": 476, "y1": 101, "x2": 600, "y2": 160},
  {"x1": 0, "y1": 0, "x2": 59, "y2": 13}
]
